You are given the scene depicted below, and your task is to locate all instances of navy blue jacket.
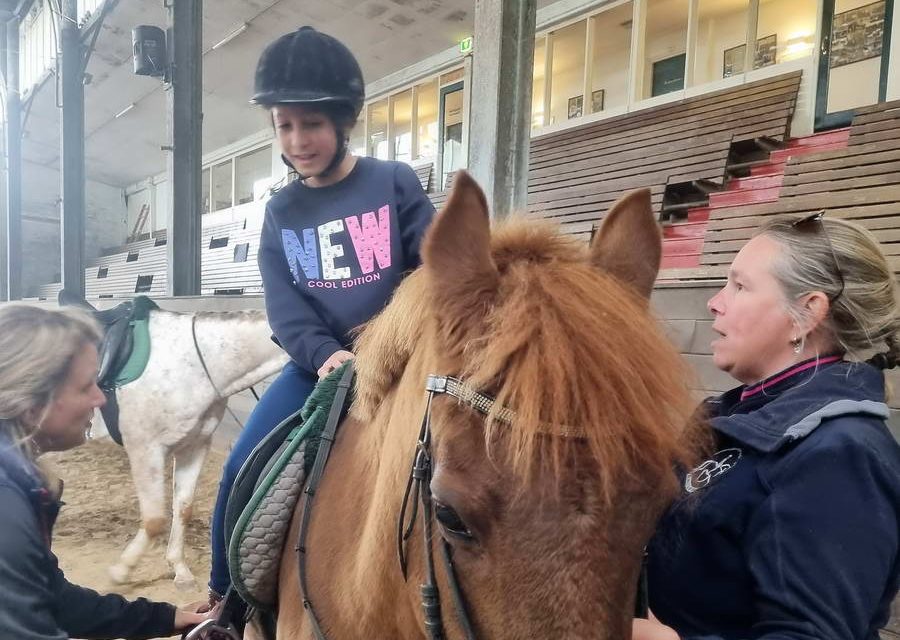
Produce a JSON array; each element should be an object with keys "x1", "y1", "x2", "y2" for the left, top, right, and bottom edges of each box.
[
  {"x1": 648, "y1": 359, "x2": 900, "y2": 640},
  {"x1": 258, "y1": 157, "x2": 435, "y2": 374},
  {"x1": 0, "y1": 436, "x2": 176, "y2": 639}
]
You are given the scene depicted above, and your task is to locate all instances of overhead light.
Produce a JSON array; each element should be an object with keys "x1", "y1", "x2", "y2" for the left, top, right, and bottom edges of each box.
[
  {"x1": 212, "y1": 23, "x2": 248, "y2": 51},
  {"x1": 115, "y1": 103, "x2": 135, "y2": 119}
]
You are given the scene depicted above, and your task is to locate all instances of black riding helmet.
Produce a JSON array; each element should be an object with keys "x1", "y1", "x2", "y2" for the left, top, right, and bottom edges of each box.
[{"x1": 252, "y1": 26, "x2": 365, "y2": 178}]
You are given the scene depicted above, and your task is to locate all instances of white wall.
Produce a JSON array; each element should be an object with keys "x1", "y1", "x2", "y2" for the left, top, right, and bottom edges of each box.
[{"x1": 20, "y1": 161, "x2": 127, "y2": 292}]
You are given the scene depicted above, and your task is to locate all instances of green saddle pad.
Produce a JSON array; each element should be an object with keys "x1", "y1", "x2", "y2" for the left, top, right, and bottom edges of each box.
[
  {"x1": 113, "y1": 296, "x2": 158, "y2": 387},
  {"x1": 226, "y1": 361, "x2": 355, "y2": 610}
]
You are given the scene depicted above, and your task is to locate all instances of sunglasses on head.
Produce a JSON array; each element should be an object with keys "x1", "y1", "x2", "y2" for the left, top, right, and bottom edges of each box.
[{"x1": 790, "y1": 210, "x2": 845, "y2": 303}]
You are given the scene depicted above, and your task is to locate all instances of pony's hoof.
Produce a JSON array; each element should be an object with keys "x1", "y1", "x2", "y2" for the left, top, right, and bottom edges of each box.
[
  {"x1": 108, "y1": 564, "x2": 131, "y2": 584},
  {"x1": 174, "y1": 572, "x2": 197, "y2": 591}
]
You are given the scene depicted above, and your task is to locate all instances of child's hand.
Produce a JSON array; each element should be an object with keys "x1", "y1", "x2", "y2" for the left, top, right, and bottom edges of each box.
[{"x1": 318, "y1": 350, "x2": 355, "y2": 379}]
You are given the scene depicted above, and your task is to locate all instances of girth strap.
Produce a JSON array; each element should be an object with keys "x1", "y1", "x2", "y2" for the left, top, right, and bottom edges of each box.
[{"x1": 295, "y1": 362, "x2": 356, "y2": 640}]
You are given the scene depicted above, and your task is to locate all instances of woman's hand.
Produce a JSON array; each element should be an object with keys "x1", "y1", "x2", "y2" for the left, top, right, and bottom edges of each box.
[
  {"x1": 173, "y1": 605, "x2": 214, "y2": 633},
  {"x1": 632, "y1": 611, "x2": 680, "y2": 640},
  {"x1": 317, "y1": 350, "x2": 355, "y2": 380}
]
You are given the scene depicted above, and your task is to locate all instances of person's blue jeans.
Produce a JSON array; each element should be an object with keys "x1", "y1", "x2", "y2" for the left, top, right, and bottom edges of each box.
[{"x1": 209, "y1": 360, "x2": 317, "y2": 595}]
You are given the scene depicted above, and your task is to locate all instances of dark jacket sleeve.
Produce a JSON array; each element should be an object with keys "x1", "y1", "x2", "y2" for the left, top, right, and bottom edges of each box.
[
  {"x1": 394, "y1": 162, "x2": 435, "y2": 270},
  {"x1": 687, "y1": 433, "x2": 899, "y2": 640},
  {"x1": 258, "y1": 206, "x2": 343, "y2": 373},
  {"x1": 0, "y1": 485, "x2": 175, "y2": 640}
]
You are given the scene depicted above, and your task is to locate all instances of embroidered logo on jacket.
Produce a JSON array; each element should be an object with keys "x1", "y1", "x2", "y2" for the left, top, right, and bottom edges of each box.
[
  {"x1": 684, "y1": 447, "x2": 742, "y2": 493},
  {"x1": 281, "y1": 205, "x2": 392, "y2": 289}
]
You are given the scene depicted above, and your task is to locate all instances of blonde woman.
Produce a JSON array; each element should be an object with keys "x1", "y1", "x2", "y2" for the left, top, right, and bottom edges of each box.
[
  {"x1": 0, "y1": 304, "x2": 208, "y2": 639},
  {"x1": 634, "y1": 213, "x2": 900, "y2": 640}
]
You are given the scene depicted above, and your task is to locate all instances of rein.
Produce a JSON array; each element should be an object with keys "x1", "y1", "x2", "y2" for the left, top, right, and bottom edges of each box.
[{"x1": 190, "y1": 314, "x2": 259, "y2": 429}]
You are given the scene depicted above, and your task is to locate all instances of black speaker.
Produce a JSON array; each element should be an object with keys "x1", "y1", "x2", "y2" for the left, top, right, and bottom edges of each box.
[{"x1": 132, "y1": 25, "x2": 166, "y2": 77}]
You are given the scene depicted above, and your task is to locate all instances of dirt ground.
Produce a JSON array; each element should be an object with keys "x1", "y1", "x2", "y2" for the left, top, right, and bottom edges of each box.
[{"x1": 46, "y1": 439, "x2": 226, "y2": 638}]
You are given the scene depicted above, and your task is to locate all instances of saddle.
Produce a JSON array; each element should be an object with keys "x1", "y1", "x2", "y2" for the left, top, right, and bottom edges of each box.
[
  {"x1": 224, "y1": 361, "x2": 355, "y2": 611},
  {"x1": 58, "y1": 290, "x2": 158, "y2": 445}
]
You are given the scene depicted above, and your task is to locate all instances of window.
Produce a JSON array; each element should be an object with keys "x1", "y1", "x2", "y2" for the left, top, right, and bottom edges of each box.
[
  {"x1": 694, "y1": 0, "x2": 749, "y2": 85},
  {"x1": 644, "y1": 0, "x2": 689, "y2": 98},
  {"x1": 214, "y1": 288, "x2": 245, "y2": 295},
  {"x1": 590, "y1": 2, "x2": 634, "y2": 113},
  {"x1": 209, "y1": 236, "x2": 229, "y2": 249},
  {"x1": 757, "y1": 0, "x2": 817, "y2": 66},
  {"x1": 415, "y1": 79, "x2": 439, "y2": 160},
  {"x1": 349, "y1": 118, "x2": 366, "y2": 158},
  {"x1": 135, "y1": 275, "x2": 153, "y2": 293},
  {"x1": 211, "y1": 160, "x2": 233, "y2": 212},
  {"x1": 532, "y1": 37, "x2": 547, "y2": 130},
  {"x1": 391, "y1": 90, "x2": 413, "y2": 162},
  {"x1": 201, "y1": 168, "x2": 211, "y2": 214},
  {"x1": 154, "y1": 237, "x2": 167, "y2": 247},
  {"x1": 126, "y1": 251, "x2": 139, "y2": 263},
  {"x1": 549, "y1": 20, "x2": 587, "y2": 125},
  {"x1": 97, "y1": 267, "x2": 108, "y2": 279},
  {"x1": 235, "y1": 145, "x2": 272, "y2": 205},
  {"x1": 233, "y1": 242, "x2": 249, "y2": 263},
  {"x1": 367, "y1": 99, "x2": 389, "y2": 159}
]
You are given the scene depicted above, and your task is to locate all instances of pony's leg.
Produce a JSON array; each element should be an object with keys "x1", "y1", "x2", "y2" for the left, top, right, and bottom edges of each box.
[
  {"x1": 166, "y1": 437, "x2": 211, "y2": 590},
  {"x1": 109, "y1": 444, "x2": 168, "y2": 584}
]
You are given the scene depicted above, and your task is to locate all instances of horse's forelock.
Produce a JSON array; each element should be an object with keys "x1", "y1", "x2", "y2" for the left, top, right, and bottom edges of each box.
[{"x1": 354, "y1": 221, "x2": 702, "y2": 500}]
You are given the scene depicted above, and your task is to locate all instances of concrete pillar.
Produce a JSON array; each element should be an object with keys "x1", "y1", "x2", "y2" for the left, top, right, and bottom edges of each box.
[
  {"x1": 60, "y1": 0, "x2": 86, "y2": 299},
  {"x1": 468, "y1": 0, "x2": 537, "y2": 219},
  {"x1": 4, "y1": 18, "x2": 21, "y2": 300},
  {"x1": 887, "y1": 0, "x2": 899, "y2": 100},
  {"x1": 165, "y1": 0, "x2": 202, "y2": 296}
]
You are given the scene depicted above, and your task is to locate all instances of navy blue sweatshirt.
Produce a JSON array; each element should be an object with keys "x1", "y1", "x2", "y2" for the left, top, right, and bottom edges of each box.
[
  {"x1": 258, "y1": 157, "x2": 435, "y2": 374},
  {"x1": 0, "y1": 436, "x2": 176, "y2": 639},
  {"x1": 648, "y1": 358, "x2": 900, "y2": 640}
]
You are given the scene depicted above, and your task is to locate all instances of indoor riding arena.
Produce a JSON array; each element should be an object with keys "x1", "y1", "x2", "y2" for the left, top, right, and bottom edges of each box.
[{"x1": 0, "y1": 0, "x2": 898, "y2": 638}]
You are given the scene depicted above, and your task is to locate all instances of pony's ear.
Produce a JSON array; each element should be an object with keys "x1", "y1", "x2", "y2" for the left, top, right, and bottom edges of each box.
[
  {"x1": 589, "y1": 188, "x2": 660, "y2": 300},
  {"x1": 422, "y1": 171, "x2": 499, "y2": 346}
]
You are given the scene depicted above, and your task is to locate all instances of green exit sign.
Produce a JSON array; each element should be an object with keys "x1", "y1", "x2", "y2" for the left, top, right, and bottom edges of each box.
[{"x1": 459, "y1": 36, "x2": 473, "y2": 54}]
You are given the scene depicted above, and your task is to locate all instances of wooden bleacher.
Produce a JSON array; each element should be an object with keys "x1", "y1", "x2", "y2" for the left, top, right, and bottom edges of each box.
[
  {"x1": 527, "y1": 72, "x2": 801, "y2": 238},
  {"x1": 694, "y1": 99, "x2": 900, "y2": 277},
  {"x1": 425, "y1": 72, "x2": 802, "y2": 239}
]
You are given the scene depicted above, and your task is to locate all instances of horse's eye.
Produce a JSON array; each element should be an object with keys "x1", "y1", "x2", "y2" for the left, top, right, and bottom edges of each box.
[{"x1": 434, "y1": 502, "x2": 474, "y2": 541}]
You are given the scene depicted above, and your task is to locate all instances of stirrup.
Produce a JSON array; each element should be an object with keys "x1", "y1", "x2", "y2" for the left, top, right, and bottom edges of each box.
[{"x1": 182, "y1": 618, "x2": 242, "y2": 640}]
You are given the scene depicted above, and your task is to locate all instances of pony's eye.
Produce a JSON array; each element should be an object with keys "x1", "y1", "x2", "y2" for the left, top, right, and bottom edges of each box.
[{"x1": 434, "y1": 502, "x2": 474, "y2": 541}]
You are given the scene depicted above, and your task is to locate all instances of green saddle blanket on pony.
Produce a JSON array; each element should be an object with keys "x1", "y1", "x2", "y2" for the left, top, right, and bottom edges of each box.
[{"x1": 225, "y1": 361, "x2": 355, "y2": 610}]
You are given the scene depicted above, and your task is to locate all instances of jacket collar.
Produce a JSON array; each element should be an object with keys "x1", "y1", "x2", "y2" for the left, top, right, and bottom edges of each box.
[{"x1": 706, "y1": 360, "x2": 889, "y2": 453}]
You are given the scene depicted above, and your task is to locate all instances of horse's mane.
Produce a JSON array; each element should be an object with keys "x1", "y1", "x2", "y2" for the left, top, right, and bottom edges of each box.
[{"x1": 354, "y1": 221, "x2": 701, "y2": 497}]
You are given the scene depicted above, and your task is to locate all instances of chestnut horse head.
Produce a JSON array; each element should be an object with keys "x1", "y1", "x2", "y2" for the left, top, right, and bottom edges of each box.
[{"x1": 276, "y1": 172, "x2": 703, "y2": 640}]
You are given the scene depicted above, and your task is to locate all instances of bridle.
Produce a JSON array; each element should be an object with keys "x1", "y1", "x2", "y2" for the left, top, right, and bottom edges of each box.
[
  {"x1": 396, "y1": 375, "x2": 488, "y2": 640},
  {"x1": 296, "y1": 371, "x2": 514, "y2": 640},
  {"x1": 294, "y1": 370, "x2": 645, "y2": 639}
]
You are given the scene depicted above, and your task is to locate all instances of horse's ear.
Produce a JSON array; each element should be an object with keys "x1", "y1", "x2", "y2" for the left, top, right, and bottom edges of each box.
[
  {"x1": 422, "y1": 171, "x2": 499, "y2": 345},
  {"x1": 589, "y1": 188, "x2": 661, "y2": 300}
]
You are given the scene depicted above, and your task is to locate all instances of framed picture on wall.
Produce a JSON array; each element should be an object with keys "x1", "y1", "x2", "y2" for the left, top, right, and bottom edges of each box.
[
  {"x1": 830, "y1": 0, "x2": 885, "y2": 68},
  {"x1": 723, "y1": 44, "x2": 746, "y2": 77},
  {"x1": 754, "y1": 34, "x2": 777, "y2": 69},
  {"x1": 568, "y1": 95, "x2": 584, "y2": 119},
  {"x1": 591, "y1": 89, "x2": 605, "y2": 112}
]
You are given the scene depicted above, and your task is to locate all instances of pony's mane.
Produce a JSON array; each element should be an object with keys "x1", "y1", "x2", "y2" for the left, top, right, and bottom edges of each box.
[{"x1": 354, "y1": 220, "x2": 701, "y2": 496}]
